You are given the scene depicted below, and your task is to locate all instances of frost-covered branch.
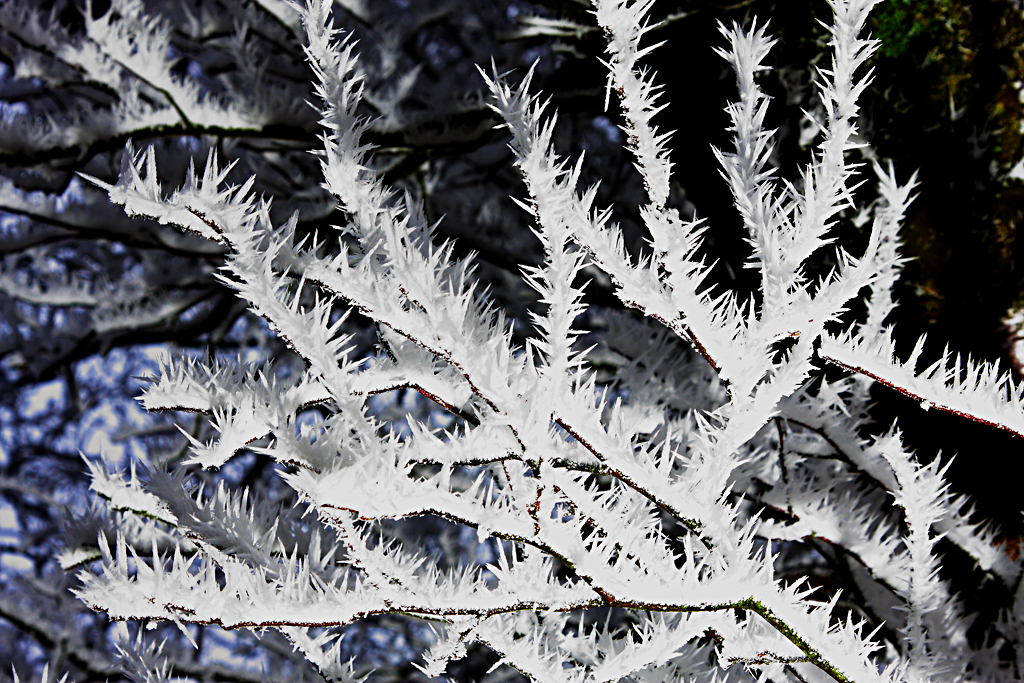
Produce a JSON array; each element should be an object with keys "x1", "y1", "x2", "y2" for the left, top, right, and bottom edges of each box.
[{"x1": 55, "y1": 0, "x2": 1024, "y2": 681}]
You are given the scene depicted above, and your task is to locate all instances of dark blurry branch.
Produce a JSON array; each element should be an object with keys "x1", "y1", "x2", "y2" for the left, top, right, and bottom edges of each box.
[{"x1": 0, "y1": 205, "x2": 227, "y2": 258}]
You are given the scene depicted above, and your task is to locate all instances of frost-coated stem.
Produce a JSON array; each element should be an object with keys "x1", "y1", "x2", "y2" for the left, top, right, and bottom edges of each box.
[{"x1": 593, "y1": 0, "x2": 672, "y2": 209}]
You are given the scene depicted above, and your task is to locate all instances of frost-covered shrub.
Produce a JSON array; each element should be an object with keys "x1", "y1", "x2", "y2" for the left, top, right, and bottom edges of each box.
[{"x1": 65, "y1": 0, "x2": 1024, "y2": 681}]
